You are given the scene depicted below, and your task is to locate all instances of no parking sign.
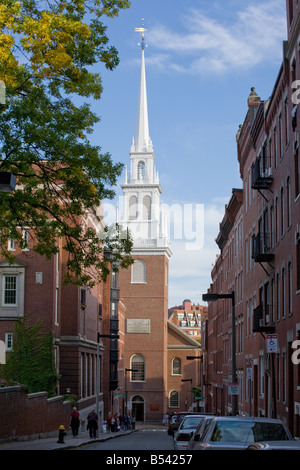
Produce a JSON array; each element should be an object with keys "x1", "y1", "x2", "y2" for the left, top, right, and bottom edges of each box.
[{"x1": 266, "y1": 334, "x2": 278, "y2": 353}]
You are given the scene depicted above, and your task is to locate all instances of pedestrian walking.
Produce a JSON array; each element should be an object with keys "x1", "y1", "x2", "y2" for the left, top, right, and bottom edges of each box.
[
  {"x1": 110, "y1": 414, "x2": 116, "y2": 432},
  {"x1": 122, "y1": 414, "x2": 128, "y2": 431},
  {"x1": 127, "y1": 414, "x2": 131, "y2": 430},
  {"x1": 162, "y1": 413, "x2": 169, "y2": 425},
  {"x1": 115, "y1": 414, "x2": 120, "y2": 431},
  {"x1": 87, "y1": 408, "x2": 98, "y2": 439},
  {"x1": 70, "y1": 407, "x2": 80, "y2": 437}
]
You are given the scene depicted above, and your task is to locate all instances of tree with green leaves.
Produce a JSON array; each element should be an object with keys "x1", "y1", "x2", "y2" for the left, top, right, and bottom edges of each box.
[
  {"x1": 0, "y1": 316, "x2": 59, "y2": 396},
  {"x1": 0, "y1": 0, "x2": 133, "y2": 287}
]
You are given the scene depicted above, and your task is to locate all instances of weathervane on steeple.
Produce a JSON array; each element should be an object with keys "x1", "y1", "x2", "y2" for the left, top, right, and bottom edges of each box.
[{"x1": 135, "y1": 19, "x2": 147, "y2": 50}]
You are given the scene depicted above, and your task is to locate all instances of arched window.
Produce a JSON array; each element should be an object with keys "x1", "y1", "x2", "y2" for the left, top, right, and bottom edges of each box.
[
  {"x1": 169, "y1": 390, "x2": 179, "y2": 408},
  {"x1": 131, "y1": 260, "x2": 146, "y2": 283},
  {"x1": 129, "y1": 195, "x2": 138, "y2": 220},
  {"x1": 131, "y1": 354, "x2": 145, "y2": 381},
  {"x1": 137, "y1": 161, "x2": 145, "y2": 180},
  {"x1": 142, "y1": 195, "x2": 151, "y2": 220},
  {"x1": 172, "y1": 358, "x2": 182, "y2": 375}
]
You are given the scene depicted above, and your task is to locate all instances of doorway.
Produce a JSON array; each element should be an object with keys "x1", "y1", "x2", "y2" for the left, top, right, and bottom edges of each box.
[{"x1": 131, "y1": 395, "x2": 145, "y2": 421}]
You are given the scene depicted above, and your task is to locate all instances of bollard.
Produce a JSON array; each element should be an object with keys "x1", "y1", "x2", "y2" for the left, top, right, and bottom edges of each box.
[{"x1": 57, "y1": 425, "x2": 66, "y2": 444}]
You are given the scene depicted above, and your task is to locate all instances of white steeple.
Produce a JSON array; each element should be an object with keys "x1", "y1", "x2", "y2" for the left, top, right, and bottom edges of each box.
[
  {"x1": 131, "y1": 23, "x2": 153, "y2": 154},
  {"x1": 121, "y1": 23, "x2": 171, "y2": 255}
]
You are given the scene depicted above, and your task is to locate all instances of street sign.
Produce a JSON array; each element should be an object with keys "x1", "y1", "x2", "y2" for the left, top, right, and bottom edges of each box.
[
  {"x1": 266, "y1": 334, "x2": 278, "y2": 353},
  {"x1": 228, "y1": 383, "x2": 239, "y2": 395},
  {"x1": 246, "y1": 366, "x2": 252, "y2": 380}
]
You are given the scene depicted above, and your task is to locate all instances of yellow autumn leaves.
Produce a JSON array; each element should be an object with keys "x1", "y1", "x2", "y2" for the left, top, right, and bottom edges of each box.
[
  {"x1": 0, "y1": 2, "x2": 91, "y2": 85},
  {"x1": 0, "y1": 2, "x2": 21, "y2": 86}
]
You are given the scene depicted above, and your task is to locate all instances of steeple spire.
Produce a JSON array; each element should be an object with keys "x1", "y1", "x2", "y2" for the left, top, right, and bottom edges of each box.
[{"x1": 133, "y1": 21, "x2": 152, "y2": 153}]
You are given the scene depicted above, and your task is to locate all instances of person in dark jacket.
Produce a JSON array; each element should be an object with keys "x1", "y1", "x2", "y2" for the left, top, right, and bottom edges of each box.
[
  {"x1": 87, "y1": 409, "x2": 98, "y2": 439},
  {"x1": 70, "y1": 407, "x2": 80, "y2": 437}
]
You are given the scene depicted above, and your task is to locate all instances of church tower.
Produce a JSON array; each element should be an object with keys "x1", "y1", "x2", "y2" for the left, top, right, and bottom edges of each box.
[{"x1": 119, "y1": 24, "x2": 172, "y2": 422}]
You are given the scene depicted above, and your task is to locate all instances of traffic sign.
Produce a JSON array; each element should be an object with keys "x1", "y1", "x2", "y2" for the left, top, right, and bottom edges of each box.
[
  {"x1": 246, "y1": 366, "x2": 252, "y2": 380},
  {"x1": 266, "y1": 334, "x2": 278, "y2": 353},
  {"x1": 228, "y1": 383, "x2": 239, "y2": 395}
]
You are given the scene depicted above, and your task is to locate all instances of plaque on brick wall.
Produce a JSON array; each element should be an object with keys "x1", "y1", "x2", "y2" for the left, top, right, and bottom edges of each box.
[{"x1": 126, "y1": 319, "x2": 150, "y2": 334}]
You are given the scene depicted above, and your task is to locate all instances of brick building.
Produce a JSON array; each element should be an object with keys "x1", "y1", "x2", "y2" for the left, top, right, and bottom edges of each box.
[
  {"x1": 203, "y1": 0, "x2": 300, "y2": 436},
  {"x1": 168, "y1": 299, "x2": 208, "y2": 341},
  {"x1": 0, "y1": 206, "x2": 108, "y2": 422}
]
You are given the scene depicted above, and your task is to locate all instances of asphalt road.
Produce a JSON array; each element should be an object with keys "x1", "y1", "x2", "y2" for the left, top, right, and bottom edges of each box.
[{"x1": 80, "y1": 427, "x2": 175, "y2": 451}]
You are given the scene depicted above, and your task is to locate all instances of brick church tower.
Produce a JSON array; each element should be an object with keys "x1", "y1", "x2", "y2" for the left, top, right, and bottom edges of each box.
[{"x1": 118, "y1": 25, "x2": 172, "y2": 423}]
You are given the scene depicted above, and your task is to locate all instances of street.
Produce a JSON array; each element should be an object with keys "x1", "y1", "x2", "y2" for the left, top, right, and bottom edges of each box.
[{"x1": 80, "y1": 426, "x2": 174, "y2": 451}]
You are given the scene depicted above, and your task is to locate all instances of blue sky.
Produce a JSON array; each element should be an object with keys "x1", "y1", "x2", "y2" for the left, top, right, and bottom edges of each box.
[{"x1": 89, "y1": 0, "x2": 287, "y2": 307}]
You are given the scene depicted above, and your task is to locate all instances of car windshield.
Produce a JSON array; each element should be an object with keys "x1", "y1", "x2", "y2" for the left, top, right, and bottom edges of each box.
[
  {"x1": 211, "y1": 420, "x2": 289, "y2": 443},
  {"x1": 181, "y1": 417, "x2": 204, "y2": 429}
]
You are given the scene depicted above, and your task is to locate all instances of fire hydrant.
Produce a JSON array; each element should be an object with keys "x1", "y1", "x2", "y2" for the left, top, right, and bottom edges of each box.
[{"x1": 57, "y1": 425, "x2": 66, "y2": 444}]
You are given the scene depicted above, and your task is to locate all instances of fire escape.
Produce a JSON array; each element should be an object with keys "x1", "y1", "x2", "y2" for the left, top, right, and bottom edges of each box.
[
  {"x1": 251, "y1": 153, "x2": 273, "y2": 202},
  {"x1": 109, "y1": 263, "x2": 120, "y2": 391},
  {"x1": 251, "y1": 153, "x2": 275, "y2": 335}
]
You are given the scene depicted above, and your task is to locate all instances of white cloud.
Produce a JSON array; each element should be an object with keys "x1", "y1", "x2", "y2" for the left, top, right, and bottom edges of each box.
[
  {"x1": 168, "y1": 202, "x2": 225, "y2": 305},
  {"x1": 148, "y1": 0, "x2": 286, "y2": 75}
]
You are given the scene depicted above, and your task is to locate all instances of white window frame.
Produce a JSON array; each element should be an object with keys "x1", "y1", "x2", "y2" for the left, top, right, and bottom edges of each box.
[
  {"x1": 22, "y1": 229, "x2": 29, "y2": 251},
  {"x1": 0, "y1": 261, "x2": 25, "y2": 318},
  {"x1": 8, "y1": 238, "x2": 15, "y2": 251},
  {"x1": 5, "y1": 332, "x2": 13, "y2": 351},
  {"x1": 3, "y1": 274, "x2": 17, "y2": 306}
]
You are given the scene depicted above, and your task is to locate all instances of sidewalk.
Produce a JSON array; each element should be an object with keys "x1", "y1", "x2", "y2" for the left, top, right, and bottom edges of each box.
[{"x1": 0, "y1": 426, "x2": 136, "y2": 451}]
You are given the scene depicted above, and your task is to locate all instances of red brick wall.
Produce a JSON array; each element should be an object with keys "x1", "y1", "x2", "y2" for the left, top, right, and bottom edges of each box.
[
  {"x1": 0, "y1": 386, "x2": 73, "y2": 442},
  {"x1": 119, "y1": 253, "x2": 169, "y2": 422}
]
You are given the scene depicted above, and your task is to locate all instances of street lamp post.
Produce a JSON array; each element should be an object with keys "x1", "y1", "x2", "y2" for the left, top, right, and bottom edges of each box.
[
  {"x1": 181, "y1": 378, "x2": 193, "y2": 410},
  {"x1": 202, "y1": 291, "x2": 237, "y2": 416}
]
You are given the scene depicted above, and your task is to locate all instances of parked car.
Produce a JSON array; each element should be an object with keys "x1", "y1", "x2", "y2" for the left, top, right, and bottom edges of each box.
[
  {"x1": 174, "y1": 414, "x2": 207, "y2": 451},
  {"x1": 168, "y1": 412, "x2": 204, "y2": 436},
  {"x1": 193, "y1": 416, "x2": 293, "y2": 450},
  {"x1": 188, "y1": 416, "x2": 213, "y2": 450}
]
